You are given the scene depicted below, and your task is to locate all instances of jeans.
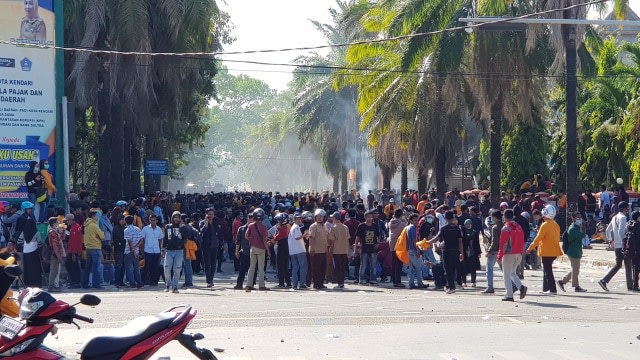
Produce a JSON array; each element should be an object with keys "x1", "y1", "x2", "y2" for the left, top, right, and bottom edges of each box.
[
  {"x1": 422, "y1": 248, "x2": 436, "y2": 278},
  {"x1": 502, "y1": 254, "x2": 523, "y2": 298},
  {"x1": 486, "y1": 253, "x2": 498, "y2": 290},
  {"x1": 582, "y1": 234, "x2": 591, "y2": 247},
  {"x1": 542, "y1": 256, "x2": 557, "y2": 292},
  {"x1": 183, "y1": 258, "x2": 193, "y2": 286},
  {"x1": 602, "y1": 248, "x2": 633, "y2": 289},
  {"x1": 247, "y1": 247, "x2": 266, "y2": 288},
  {"x1": 143, "y1": 252, "x2": 161, "y2": 285},
  {"x1": 203, "y1": 246, "x2": 219, "y2": 285},
  {"x1": 38, "y1": 200, "x2": 48, "y2": 223},
  {"x1": 82, "y1": 249, "x2": 102, "y2": 289},
  {"x1": 235, "y1": 253, "x2": 250, "y2": 288},
  {"x1": 124, "y1": 252, "x2": 143, "y2": 287},
  {"x1": 290, "y1": 252, "x2": 308, "y2": 288},
  {"x1": 164, "y1": 250, "x2": 184, "y2": 290},
  {"x1": 114, "y1": 251, "x2": 125, "y2": 286},
  {"x1": 407, "y1": 250, "x2": 424, "y2": 287},
  {"x1": 359, "y1": 252, "x2": 377, "y2": 283}
]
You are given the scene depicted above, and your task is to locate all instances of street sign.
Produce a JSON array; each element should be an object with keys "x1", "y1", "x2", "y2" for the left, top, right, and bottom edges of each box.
[{"x1": 145, "y1": 160, "x2": 169, "y2": 176}]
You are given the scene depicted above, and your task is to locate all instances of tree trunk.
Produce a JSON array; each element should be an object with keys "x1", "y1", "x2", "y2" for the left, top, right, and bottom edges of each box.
[
  {"x1": 401, "y1": 162, "x2": 408, "y2": 195},
  {"x1": 97, "y1": 70, "x2": 111, "y2": 200},
  {"x1": 564, "y1": 21, "x2": 578, "y2": 225},
  {"x1": 332, "y1": 173, "x2": 339, "y2": 194},
  {"x1": 355, "y1": 144, "x2": 362, "y2": 190},
  {"x1": 123, "y1": 119, "x2": 133, "y2": 198},
  {"x1": 435, "y1": 146, "x2": 447, "y2": 200},
  {"x1": 110, "y1": 103, "x2": 124, "y2": 199},
  {"x1": 341, "y1": 166, "x2": 348, "y2": 196},
  {"x1": 417, "y1": 168, "x2": 427, "y2": 194},
  {"x1": 381, "y1": 164, "x2": 393, "y2": 191},
  {"x1": 490, "y1": 105, "x2": 503, "y2": 208},
  {"x1": 131, "y1": 133, "x2": 141, "y2": 197}
]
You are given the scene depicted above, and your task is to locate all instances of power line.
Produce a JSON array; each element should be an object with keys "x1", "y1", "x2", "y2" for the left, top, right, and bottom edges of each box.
[{"x1": 0, "y1": 0, "x2": 607, "y2": 57}]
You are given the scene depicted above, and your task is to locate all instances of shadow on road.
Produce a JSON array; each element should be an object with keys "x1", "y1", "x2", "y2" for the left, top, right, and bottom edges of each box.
[{"x1": 524, "y1": 302, "x2": 578, "y2": 309}]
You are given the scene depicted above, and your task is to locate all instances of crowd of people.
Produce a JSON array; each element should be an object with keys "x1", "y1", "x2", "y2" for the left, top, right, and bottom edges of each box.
[{"x1": 0, "y1": 186, "x2": 639, "y2": 299}]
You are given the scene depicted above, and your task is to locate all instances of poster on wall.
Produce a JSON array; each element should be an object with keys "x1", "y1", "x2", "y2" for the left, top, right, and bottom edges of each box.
[{"x1": 0, "y1": 0, "x2": 56, "y2": 200}]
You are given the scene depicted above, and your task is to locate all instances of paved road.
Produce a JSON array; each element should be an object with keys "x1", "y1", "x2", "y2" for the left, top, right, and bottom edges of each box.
[{"x1": 41, "y1": 259, "x2": 639, "y2": 359}]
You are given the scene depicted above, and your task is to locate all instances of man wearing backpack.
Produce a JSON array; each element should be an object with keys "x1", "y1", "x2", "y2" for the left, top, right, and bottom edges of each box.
[
  {"x1": 163, "y1": 211, "x2": 188, "y2": 293},
  {"x1": 558, "y1": 212, "x2": 587, "y2": 292},
  {"x1": 498, "y1": 209, "x2": 528, "y2": 301},
  {"x1": 599, "y1": 201, "x2": 632, "y2": 292}
]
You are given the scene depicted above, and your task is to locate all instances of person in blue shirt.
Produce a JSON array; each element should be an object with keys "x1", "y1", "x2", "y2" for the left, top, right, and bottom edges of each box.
[{"x1": 405, "y1": 213, "x2": 427, "y2": 289}]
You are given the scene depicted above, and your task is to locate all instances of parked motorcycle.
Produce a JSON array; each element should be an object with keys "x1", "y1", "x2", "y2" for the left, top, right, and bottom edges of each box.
[{"x1": 0, "y1": 279, "x2": 216, "y2": 359}]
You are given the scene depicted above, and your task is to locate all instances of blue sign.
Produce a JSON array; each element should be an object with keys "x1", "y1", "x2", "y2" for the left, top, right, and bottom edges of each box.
[
  {"x1": 145, "y1": 160, "x2": 169, "y2": 176},
  {"x1": 0, "y1": 58, "x2": 14, "y2": 68}
]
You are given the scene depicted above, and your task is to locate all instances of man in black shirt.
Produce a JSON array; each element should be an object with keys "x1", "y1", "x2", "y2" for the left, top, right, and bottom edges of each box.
[
  {"x1": 355, "y1": 211, "x2": 380, "y2": 285},
  {"x1": 430, "y1": 210, "x2": 464, "y2": 294}
]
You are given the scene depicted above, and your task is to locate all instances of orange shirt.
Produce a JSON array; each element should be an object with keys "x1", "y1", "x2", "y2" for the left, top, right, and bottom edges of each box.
[{"x1": 417, "y1": 200, "x2": 427, "y2": 214}]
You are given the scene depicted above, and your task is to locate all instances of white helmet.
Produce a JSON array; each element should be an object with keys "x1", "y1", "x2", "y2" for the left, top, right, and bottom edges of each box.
[{"x1": 541, "y1": 205, "x2": 556, "y2": 219}]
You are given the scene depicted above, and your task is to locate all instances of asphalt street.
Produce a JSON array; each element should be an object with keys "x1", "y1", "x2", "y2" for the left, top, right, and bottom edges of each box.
[{"x1": 40, "y1": 259, "x2": 640, "y2": 360}]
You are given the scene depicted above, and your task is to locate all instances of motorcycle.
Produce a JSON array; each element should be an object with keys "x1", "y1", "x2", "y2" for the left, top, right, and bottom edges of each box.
[{"x1": 0, "y1": 270, "x2": 217, "y2": 359}]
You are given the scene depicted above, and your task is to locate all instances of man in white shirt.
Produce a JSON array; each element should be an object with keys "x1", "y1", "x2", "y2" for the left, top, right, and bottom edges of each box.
[
  {"x1": 599, "y1": 201, "x2": 632, "y2": 291},
  {"x1": 141, "y1": 215, "x2": 164, "y2": 286},
  {"x1": 288, "y1": 213, "x2": 308, "y2": 289}
]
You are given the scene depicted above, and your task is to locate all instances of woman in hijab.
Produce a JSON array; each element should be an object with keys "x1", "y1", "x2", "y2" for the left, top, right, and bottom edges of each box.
[
  {"x1": 20, "y1": 0, "x2": 46, "y2": 42},
  {"x1": 14, "y1": 201, "x2": 41, "y2": 287}
]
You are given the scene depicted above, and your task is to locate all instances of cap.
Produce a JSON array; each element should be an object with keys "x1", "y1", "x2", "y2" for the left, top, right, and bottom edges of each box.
[
  {"x1": 332, "y1": 212, "x2": 341, "y2": 220},
  {"x1": 389, "y1": 198, "x2": 395, "y2": 203},
  {"x1": 464, "y1": 219, "x2": 473, "y2": 225}
]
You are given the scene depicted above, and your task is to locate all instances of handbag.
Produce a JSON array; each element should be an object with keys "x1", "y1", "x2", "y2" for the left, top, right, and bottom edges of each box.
[{"x1": 36, "y1": 188, "x2": 48, "y2": 203}]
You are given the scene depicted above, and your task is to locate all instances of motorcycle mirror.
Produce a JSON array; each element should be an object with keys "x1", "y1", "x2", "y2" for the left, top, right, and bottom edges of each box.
[
  {"x1": 4, "y1": 265, "x2": 22, "y2": 278},
  {"x1": 80, "y1": 294, "x2": 101, "y2": 306}
]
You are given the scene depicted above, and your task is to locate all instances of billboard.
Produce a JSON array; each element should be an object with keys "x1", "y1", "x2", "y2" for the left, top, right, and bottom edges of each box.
[{"x1": 0, "y1": 0, "x2": 56, "y2": 200}]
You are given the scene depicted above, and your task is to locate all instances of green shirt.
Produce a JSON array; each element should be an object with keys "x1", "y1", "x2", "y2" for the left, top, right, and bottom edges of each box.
[{"x1": 566, "y1": 223, "x2": 583, "y2": 259}]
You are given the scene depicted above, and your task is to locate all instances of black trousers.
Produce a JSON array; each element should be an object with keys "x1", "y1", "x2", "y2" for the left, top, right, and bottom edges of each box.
[
  {"x1": 542, "y1": 256, "x2": 557, "y2": 292},
  {"x1": 391, "y1": 252, "x2": 403, "y2": 284},
  {"x1": 203, "y1": 246, "x2": 219, "y2": 285},
  {"x1": 602, "y1": 248, "x2": 633, "y2": 289},
  {"x1": 443, "y1": 251, "x2": 459, "y2": 290},
  {"x1": 311, "y1": 253, "x2": 326, "y2": 288},
  {"x1": 235, "y1": 253, "x2": 250, "y2": 288},
  {"x1": 65, "y1": 255, "x2": 82, "y2": 286},
  {"x1": 632, "y1": 254, "x2": 640, "y2": 290},
  {"x1": 114, "y1": 251, "x2": 125, "y2": 286},
  {"x1": 333, "y1": 254, "x2": 348, "y2": 285},
  {"x1": 276, "y1": 241, "x2": 291, "y2": 286},
  {"x1": 216, "y1": 243, "x2": 224, "y2": 272}
]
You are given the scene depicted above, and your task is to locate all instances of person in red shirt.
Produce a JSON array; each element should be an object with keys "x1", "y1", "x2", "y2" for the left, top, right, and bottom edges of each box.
[
  {"x1": 272, "y1": 213, "x2": 291, "y2": 288},
  {"x1": 498, "y1": 209, "x2": 528, "y2": 301},
  {"x1": 64, "y1": 213, "x2": 83, "y2": 288},
  {"x1": 245, "y1": 209, "x2": 270, "y2": 290}
]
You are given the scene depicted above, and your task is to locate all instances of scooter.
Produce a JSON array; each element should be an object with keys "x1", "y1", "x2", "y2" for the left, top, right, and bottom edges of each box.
[{"x1": 0, "y1": 268, "x2": 217, "y2": 359}]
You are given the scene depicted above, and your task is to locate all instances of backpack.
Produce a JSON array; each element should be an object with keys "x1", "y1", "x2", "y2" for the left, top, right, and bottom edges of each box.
[{"x1": 562, "y1": 230, "x2": 570, "y2": 254}]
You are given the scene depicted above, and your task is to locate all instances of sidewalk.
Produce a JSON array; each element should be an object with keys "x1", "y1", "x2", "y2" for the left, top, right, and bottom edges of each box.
[{"x1": 557, "y1": 242, "x2": 617, "y2": 268}]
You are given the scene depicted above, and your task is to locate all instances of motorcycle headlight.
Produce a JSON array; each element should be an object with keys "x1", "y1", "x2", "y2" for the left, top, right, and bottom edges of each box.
[
  {"x1": 0, "y1": 338, "x2": 35, "y2": 356},
  {"x1": 19, "y1": 300, "x2": 44, "y2": 320}
]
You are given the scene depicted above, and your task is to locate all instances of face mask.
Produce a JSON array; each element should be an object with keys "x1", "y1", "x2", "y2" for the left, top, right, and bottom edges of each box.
[
  {"x1": 426, "y1": 217, "x2": 434, "y2": 224},
  {"x1": 44, "y1": 164, "x2": 49, "y2": 170},
  {"x1": 34, "y1": 167, "x2": 40, "y2": 172},
  {"x1": 575, "y1": 219, "x2": 583, "y2": 226}
]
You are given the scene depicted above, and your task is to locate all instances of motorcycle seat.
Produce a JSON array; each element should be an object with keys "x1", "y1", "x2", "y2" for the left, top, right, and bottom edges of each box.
[{"x1": 78, "y1": 312, "x2": 176, "y2": 358}]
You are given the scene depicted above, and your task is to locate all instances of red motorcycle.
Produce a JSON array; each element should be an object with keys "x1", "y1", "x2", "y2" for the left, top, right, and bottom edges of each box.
[{"x1": 0, "y1": 279, "x2": 217, "y2": 359}]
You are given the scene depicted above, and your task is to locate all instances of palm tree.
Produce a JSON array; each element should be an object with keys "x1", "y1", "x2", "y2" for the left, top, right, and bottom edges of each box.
[{"x1": 64, "y1": 0, "x2": 225, "y2": 199}]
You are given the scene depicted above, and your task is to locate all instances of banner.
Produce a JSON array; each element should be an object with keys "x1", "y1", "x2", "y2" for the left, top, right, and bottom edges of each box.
[{"x1": 0, "y1": 0, "x2": 56, "y2": 200}]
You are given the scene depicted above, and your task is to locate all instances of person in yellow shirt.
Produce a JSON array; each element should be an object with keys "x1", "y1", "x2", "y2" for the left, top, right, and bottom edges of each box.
[
  {"x1": 384, "y1": 199, "x2": 396, "y2": 219},
  {"x1": 82, "y1": 210, "x2": 105, "y2": 289},
  {"x1": 527, "y1": 205, "x2": 563, "y2": 294}
]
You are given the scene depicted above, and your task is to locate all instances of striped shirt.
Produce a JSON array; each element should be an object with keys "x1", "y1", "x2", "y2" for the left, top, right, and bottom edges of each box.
[{"x1": 124, "y1": 225, "x2": 143, "y2": 255}]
